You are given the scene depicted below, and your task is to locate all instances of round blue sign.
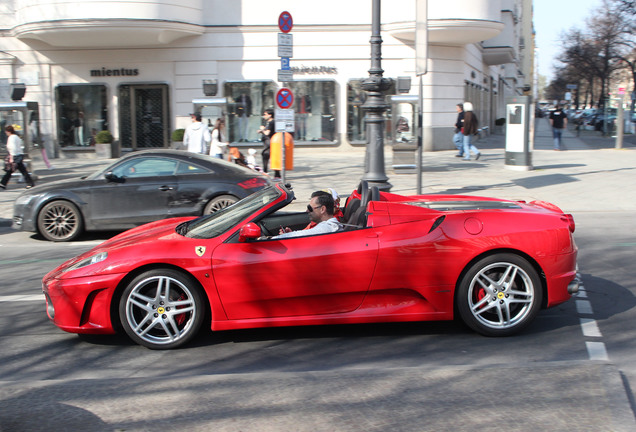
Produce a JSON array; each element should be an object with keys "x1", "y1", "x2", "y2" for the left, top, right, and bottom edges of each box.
[
  {"x1": 276, "y1": 88, "x2": 294, "y2": 109},
  {"x1": 278, "y1": 11, "x2": 293, "y2": 33}
]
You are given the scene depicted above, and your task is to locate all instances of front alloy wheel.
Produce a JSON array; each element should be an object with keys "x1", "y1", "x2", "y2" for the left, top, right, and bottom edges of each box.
[
  {"x1": 457, "y1": 253, "x2": 542, "y2": 337},
  {"x1": 37, "y1": 200, "x2": 83, "y2": 242},
  {"x1": 119, "y1": 269, "x2": 205, "y2": 349}
]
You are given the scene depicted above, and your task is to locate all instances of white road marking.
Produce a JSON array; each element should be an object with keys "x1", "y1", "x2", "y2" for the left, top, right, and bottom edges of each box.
[
  {"x1": 575, "y1": 278, "x2": 609, "y2": 362},
  {"x1": 575, "y1": 299, "x2": 593, "y2": 315},
  {"x1": 0, "y1": 294, "x2": 45, "y2": 302},
  {"x1": 580, "y1": 318, "x2": 602, "y2": 337},
  {"x1": 586, "y1": 341, "x2": 609, "y2": 361}
]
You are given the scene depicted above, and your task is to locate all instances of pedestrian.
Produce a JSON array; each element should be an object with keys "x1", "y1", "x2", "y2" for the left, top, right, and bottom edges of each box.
[
  {"x1": 209, "y1": 118, "x2": 228, "y2": 159},
  {"x1": 462, "y1": 102, "x2": 481, "y2": 161},
  {"x1": 549, "y1": 104, "x2": 568, "y2": 150},
  {"x1": 257, "y1": 108, "x2": 276, "y2": 175},
  {"x1": 183, "y1": 112, "x2": 211, "y2": 154},
  {"x1": 453, "y1": 103, "x2": 465, "y2": 157},
  {"x1": 1, "y1": 125, "x2": 35, "y2": 190}
]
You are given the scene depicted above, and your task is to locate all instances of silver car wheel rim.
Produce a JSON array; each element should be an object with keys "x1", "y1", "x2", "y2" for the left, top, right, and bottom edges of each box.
[
  {"x1": 125, "y1": 275, "x2": 197, "y2": 345},
  {"x1": 467, "y1": 262, "x2": 534, "y2": 330},
  {"x1": 207, "y1": 197, "x2": 237, "y2": 213},
  {"x1": 42, "y1": 203, "x2": 78, "y2": 240}
]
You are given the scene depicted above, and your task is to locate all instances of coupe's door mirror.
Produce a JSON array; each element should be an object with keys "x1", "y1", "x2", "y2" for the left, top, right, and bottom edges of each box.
[
  {"x1": 104, "y1": 172, "x2": 124, "y2": 183},
  {"x1": 239, "y1": 223, "x2": 262, "y2": 242}
]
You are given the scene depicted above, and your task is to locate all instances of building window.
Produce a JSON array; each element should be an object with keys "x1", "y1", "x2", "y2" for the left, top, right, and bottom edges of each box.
[
  {"x1": 55, "y1": 85, "x2": 107, "y2": 147},
  {"x1": 287, "y1": 80, "x2": 336, "y2": 143},
  {"x1": 224, "y1": 81, "x2": 276, "y2": 143},
  {"x1": 347, "y1": 79, "x2": 396, "y2": 144}
]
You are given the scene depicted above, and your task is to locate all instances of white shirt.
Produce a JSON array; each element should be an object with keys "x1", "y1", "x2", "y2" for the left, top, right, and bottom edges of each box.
[
  {"x1": 273, "y1": 217, "x2": 343, "y2": 239},
  {"x1": 6, "y1": 134, "x2": 24, "y2": 156},
  {"x1": 209, "y1": 128, "x2": 227, "y2": 156},
  {"x1": 184, "y1": 121, "x2": 211, "y2": 154}
]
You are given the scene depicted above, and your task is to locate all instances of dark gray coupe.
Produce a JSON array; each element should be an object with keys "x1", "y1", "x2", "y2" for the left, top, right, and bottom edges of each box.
[{"x1": 12, "y1": 150, "x2": 272, "y2": 241}]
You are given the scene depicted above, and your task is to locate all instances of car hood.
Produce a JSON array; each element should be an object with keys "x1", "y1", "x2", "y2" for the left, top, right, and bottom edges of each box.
[{"x1": 18, "y1": 176, "x2": 93, "y2": 196}]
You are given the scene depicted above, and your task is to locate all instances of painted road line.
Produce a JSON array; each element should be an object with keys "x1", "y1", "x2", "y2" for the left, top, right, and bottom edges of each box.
[
  {"x1": 586, "y1": 341, "x2": 609, "y2": 361},
  {"x1": 580, "y1": 318, "x2": 602, "y2": 337},
  {"x1": 575, "y1": 299, "x2": 594, "y2": 315},
  {"x1": 0, "y1": 294, "x2": 45, "y2": 302}
]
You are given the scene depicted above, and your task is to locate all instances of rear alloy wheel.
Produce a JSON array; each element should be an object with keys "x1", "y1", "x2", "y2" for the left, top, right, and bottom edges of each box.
[
  {"x1": 119, "y1": 269, "x2": 205, "y2": 349},
  {"x1": 37, "y1": 200, "x2": 83, "y2": 242},
  {"x1": 457, "y1": 253, "x2": 542, "y2": 336},
  {"x1": 204, "y1": 194, "x2": 238, "y2": 214}
]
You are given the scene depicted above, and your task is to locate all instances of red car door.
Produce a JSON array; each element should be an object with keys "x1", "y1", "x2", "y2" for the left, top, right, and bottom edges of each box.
[{"x1": 212, "y1": 229, "x2": 379, "y2": 319}]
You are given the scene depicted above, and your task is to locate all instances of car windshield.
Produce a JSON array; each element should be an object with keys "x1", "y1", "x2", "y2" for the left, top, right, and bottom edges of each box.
[{"x1": 183, "y1": 186, "x2": 283, "y2": 239}]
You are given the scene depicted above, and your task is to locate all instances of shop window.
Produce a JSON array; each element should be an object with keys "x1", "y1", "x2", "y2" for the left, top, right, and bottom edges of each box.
[
  {"x1": 287, "y1": 80, "x2": 336, "y2": 143},
  {"x1": 55, "y1": 85, "x2": 107, "y2": 147},
  {"x1": 224, "y1": 81, "x2": 276, "y2": 143},
  {"x1": 347, "y1": 79, "x2": 396, "y2": 144}
]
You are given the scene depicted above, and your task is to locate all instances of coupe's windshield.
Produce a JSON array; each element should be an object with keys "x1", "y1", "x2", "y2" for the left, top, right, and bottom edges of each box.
[{"x1": 184, "y1": 187, "x2": 283, "y2": 239}]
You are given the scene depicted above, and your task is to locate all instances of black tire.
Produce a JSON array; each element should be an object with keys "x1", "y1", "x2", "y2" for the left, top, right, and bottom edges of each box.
[
  {"x1": 456, "y1": 253, "x2": 542, "y2": 337},
  {"x1": 37, "y1": 200, "x2": 84, "y2": 242},
  {"x1": 204, "y1": 194, "x2": 238, "y2": 214},
  {"x1": 119, "y1": 269, "x2": 206, "y2": 349}
]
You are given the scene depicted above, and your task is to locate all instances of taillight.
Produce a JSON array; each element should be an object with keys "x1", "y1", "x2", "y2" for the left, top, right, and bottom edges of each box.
[
  {"x1": 561, "y1": 214, "x2": 575, "y2": 233},
  {"x1": 238, "y1": 177, "x2": 268, "y2": 189}
]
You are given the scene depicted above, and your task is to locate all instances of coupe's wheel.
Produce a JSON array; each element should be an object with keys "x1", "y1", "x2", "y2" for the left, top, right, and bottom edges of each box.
[
  {"x1": 204, "y1": 195, "x2": 238, "y2": 214},
  {"x1": 457, "y1": 253, "x2": 542, "y2": 336},
  {"x1": 37, "y1": 200, "x2": 83, "y2": 242},
  {"x1": 119, "y1": 269, "x2": 205, "y2": 349}
]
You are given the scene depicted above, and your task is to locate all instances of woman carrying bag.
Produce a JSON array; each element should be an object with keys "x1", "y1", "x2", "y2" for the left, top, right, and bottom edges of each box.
[{"x1": 1, "y1": 125, "x2": 35, "y2": 190}]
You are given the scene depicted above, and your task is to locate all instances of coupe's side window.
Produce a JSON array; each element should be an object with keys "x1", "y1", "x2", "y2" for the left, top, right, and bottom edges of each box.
[
  {"x1": 176, "y1": 161, "x2": 210, "y2": 175},
  {"x1": 112, "y1": 158, "x2": 177, "y2": 178}
]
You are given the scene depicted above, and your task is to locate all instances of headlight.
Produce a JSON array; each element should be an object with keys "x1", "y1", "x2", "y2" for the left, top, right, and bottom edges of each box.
[
  {"x1": 15, "y1": 194, "x2": 35, "y2": 206},
  {"x1": 63, "y1": 252, "x2": 108, "y2": 272}
]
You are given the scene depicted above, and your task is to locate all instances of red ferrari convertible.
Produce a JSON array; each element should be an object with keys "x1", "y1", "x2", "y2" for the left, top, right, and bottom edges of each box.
[{"x1": 42, "y1": 182, "x2": 579, "y2": 349}]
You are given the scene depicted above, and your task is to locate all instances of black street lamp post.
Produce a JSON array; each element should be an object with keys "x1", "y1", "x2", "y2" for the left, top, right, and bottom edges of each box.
[{"x1": 361, "y1": 0, "x2": 393, "y2": 191}]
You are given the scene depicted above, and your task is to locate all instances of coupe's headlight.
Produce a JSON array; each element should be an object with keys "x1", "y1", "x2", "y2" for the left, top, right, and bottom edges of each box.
[
  {"x1": 63, "y1": 252, "x2": 108, "y2": 272},
  {"x1": 15, "y1": 194, "x2": 35, "y2": 206}
]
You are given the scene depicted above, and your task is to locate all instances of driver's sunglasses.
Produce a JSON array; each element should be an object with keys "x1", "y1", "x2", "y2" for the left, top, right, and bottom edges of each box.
[{"x1": 307, "y1": 204, "x2": 322, "y2": 213}]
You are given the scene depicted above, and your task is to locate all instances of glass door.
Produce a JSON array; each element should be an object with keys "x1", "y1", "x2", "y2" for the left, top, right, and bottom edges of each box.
[{"x1": 119, "y1": 84, "x2": 169, "y2": 150}]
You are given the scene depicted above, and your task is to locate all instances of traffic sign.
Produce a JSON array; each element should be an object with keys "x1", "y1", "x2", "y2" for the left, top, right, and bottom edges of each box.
[
  {"x1": 281, "y1": 57, "x2": 290, "y2": 70},
  {"x1": 277, "y1": 69, "x2": 293, "y2": 82},
  {"x1": 278, "y1": 33, "x2": 293, "y2": 57},
  {"x1": 275, "y1": 109, "x2": 295, "y2": 132},
  {"x1": 278, "y1": 11, "x2": 293, "y2": 33},
  {"x1": 276, "y1": 88, "x2": 294, "y2": 109}
]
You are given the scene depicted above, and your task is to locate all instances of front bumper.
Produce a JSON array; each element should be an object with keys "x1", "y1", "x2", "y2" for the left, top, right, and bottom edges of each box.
[{"x1": 43, "y1": 272, "x2": 127, "y2": 334}]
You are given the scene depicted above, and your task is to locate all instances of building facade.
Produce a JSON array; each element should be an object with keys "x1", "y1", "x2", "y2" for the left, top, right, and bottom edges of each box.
[{"x1": 0, "y1": 0, "x2": 533, "y2": 159}]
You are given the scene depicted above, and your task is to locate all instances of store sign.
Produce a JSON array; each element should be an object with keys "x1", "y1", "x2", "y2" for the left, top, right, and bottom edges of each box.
[
  {"x1": 90, "y1": 67, "x2": 139, "y2": 77},
  {"x1": 290, "y1": 66, "x2": 337, "y2": 75}
]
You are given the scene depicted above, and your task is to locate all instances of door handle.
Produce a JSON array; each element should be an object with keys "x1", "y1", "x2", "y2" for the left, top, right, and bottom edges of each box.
[{"x1": 158, "y1": 185, "x2": 174, "y2": 191}]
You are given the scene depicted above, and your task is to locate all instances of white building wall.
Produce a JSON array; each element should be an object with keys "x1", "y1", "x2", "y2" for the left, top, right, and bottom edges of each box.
[{"x1": 0, "y1": 0, "x2": 530, "y2": 155}]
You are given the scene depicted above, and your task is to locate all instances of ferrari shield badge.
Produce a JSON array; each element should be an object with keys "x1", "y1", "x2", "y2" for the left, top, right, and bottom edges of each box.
[{"x1": 195, "y1": 246, "x2": 206, "y2": 257}]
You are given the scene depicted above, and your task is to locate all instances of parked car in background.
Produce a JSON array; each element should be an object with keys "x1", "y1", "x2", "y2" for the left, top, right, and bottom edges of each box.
[
  {"x1": 41, "y1": 181, "x2": 579, "y2": 349},
  {"x1": 13, "y1": 149, "x2": 272, "y2": 241}
]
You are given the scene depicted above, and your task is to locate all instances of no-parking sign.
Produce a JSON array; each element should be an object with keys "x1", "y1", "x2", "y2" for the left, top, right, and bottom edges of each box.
[{"x1": 276, "y1": 88, "x2": 294, "y2": 110}]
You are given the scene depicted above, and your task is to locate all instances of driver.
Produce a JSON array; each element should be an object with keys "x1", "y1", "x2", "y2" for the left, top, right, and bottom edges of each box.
[{"x1": 273, "y1": 190, "x2": 343, "y2": 239}]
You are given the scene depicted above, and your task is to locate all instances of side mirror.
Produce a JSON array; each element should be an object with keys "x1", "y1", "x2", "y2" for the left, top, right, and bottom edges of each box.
[
  {"x1": 104, "y1": 172, "x2": 124, "y2": 183},
  {"x1": 239, "y1": 222, "x2": 262, "y2": 242}
]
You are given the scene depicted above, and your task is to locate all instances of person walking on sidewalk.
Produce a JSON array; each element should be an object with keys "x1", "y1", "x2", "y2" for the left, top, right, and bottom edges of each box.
[
  {"x1": 184, "y1": 112, "x2": 211, "y2": 154},
  {"x1": 462, "y1": 102, "x2": 481, "y2": 161},
  {"x1": 453, "y1": 103, "x2": 465, "y2": 158},
  {"x1": 1, "y1": 125, "x2": 35, "y2": 190},
  {"x1": 549, "y1": 104, "x2": 568, "y2": 150}
]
